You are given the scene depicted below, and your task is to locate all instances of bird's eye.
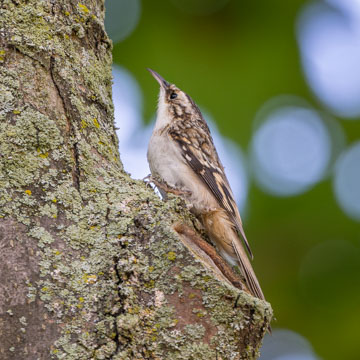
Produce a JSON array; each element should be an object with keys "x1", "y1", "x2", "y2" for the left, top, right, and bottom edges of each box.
[{"x1": 170, "y1": 92, "x2": 177, "y2": 100}]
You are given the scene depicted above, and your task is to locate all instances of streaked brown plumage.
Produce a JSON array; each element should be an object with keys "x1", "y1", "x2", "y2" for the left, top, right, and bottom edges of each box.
[{"x1": 147, "y1": 69, "x2": 265, "y2": 301}]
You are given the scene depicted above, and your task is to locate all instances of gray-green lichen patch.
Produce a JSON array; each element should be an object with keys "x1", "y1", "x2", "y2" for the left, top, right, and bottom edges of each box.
[
  {"x1": 27, "y1": 167, "x2": 270, "y2": 359},
  {"x1": 29, "y1": 227, "x2": 55, "y2": 248},
  {"x1": 26, "y1": 168, "x2": 271, "y2": 359}
]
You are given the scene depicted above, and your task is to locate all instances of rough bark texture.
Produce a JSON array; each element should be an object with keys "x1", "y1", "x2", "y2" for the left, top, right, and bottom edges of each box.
[{"x1": 0, "y1": 1, "x2": 272, "y2": 359}]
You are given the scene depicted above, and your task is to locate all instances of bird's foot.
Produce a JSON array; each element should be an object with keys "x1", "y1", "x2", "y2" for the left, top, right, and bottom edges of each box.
[
  {"x1": 143, "y1": 175, "x2": 191, "y2": 197},
  {"x1": 143, "y1": 174, "x2": 154, "y2": 188}
]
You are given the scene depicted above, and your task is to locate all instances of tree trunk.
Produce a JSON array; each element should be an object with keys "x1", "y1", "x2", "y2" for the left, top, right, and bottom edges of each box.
[{"x1": 0, "y1": 1, "x2": 272, "y2": 359}]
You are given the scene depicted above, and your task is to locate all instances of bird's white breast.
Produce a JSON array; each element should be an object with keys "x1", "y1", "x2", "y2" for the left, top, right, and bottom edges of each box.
[
  {"x1": 147, "y1": 130, "x2": 185, "y2": 188},
  {"x1": 147, "y1": 129, "x2": 218, "y2": 214}
]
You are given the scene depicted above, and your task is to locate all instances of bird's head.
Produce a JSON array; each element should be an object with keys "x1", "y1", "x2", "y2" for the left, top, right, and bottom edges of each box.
[{"x1": 148, "y1": 68, "x2": 199, "y2": 128}]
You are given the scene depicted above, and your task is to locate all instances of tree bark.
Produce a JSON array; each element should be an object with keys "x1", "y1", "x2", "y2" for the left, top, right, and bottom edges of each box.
[{"x1": 0, "y1": 1, "x2": 272, "y2": 359}]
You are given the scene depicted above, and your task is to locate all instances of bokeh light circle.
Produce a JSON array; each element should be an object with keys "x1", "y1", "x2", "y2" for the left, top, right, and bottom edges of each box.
[
  {"x1": 333, "y1": 142, "x2": 360, "y2": 221},
  {"x1": 326, "y1": 0, "x2": 360, "y2": 27},
  {"x1": 112, "y1": 65, "x2": 150, "y2": 178},
  {"x1": 275, "y1": 356, "x2": 318, "y2": 360},
  {"x1": 297, "y1": 1, "x2": 360, "y2": 118},
  {"x1": 251, "y1": 100, "x2": 331, "y2": 196},
  {"x1": 112, "y1": 66, "x2": 143, "y2": 146},
  {"x1": 260, "y1": 329, "x2": 319, "y2": 360},
  {"x1": 105, "y1": 0, "x2": 141, "y2": 43}
]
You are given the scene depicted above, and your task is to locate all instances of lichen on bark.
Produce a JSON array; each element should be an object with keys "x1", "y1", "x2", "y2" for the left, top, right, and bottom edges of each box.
[{"x1": 0, "y1": 1, "x2": 272, "y2": 359}]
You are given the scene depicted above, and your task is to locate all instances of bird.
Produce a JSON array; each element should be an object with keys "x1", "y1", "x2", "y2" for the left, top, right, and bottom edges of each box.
[{"x1": 147, "y1": 68, "x2": 265, "y2": 301}]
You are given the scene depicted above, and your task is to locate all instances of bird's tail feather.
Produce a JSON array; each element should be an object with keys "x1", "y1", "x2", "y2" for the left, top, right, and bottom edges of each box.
[
  {"x1": 202, "y1": 209, "x2": 265, "y2": 300},
  {"x1": 232, "y1": 236, "x2": 265, "y2": 301}
]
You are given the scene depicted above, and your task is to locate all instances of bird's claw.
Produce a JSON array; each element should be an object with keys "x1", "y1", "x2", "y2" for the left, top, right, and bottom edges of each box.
[
  {"x1": 143, "y1": 174, "x2": 191, "y2": 198},
  {"x1": 143, "y1": 174, "x2": 154, "y2": 188}
]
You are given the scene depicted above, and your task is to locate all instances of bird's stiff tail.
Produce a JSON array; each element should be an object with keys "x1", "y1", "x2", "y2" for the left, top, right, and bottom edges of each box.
[
  {"x1": 202, "y1": 209, "x2": 265, "y2": 301},
  {"x1": 231, "y1": 235, "x2": 265, "y2": 301}
]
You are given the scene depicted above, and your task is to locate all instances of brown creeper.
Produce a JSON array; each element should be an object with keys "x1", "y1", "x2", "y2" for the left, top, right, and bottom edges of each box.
[{"x1": 147, "y1": 69, "x2": 265, "y2": 301}]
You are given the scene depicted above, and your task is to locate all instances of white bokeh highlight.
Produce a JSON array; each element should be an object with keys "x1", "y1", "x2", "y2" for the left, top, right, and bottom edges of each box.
[
  {"x1": 260, "y1": 329, "x2": 320, "y2": 360},
  {"x1": 113, "y1": 66, "x2": 143, "y2": 145},
  {"x1": 105, "y1": 0, "x2": 141, "y2": 44},
  {"x1": 112, "y1": 66, "x2": 248, "y2": 212},
  {"x1": 333, "y1": 142, "x2": 360, "y2": 221},
  {"x1": 326, "y1": 0, "x2": 360, "y2": 22},
  {"x1": 251, "y1": 103, "x2": 331, "y2": 196},
  {"x1": 112, "y1": 66, "x2": 150, "y2": 180},
  {"x1": 297, "y1": 1, "x2": 360, "y2": 118}
]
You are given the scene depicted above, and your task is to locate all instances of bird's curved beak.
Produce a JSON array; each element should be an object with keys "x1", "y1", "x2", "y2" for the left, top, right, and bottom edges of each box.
[{"x1": 147, "y1": 68, "x2": 170, "y2": 90}]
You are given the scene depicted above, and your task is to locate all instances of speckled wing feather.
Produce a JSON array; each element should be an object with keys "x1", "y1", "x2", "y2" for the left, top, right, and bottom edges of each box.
[{"x1": 169, "y1": 118, "x2": 254, "y2": 260}]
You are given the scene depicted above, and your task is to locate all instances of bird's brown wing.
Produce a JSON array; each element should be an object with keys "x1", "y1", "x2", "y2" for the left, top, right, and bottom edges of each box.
[{"x1": 169, "y1": 122, "x2": 253, "y2": 259}]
